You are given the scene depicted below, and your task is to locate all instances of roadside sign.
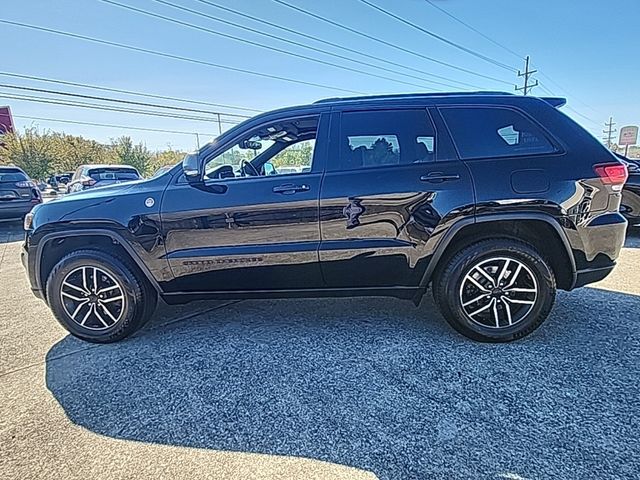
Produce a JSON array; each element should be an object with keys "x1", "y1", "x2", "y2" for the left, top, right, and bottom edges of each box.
[
  {"x1": 0, "y1": 106, "x2": 14, "y2": 134},
  {"x1": 619, "y1": 126, "x2": 638, "y2": 146}
]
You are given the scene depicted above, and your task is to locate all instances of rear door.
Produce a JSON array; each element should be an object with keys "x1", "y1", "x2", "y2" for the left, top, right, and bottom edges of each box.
[{"x1": 318, "y1": 107, "x2": 475, "y2": 289}]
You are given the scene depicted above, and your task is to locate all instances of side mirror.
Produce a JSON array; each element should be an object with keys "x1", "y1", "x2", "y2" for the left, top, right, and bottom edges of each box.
[{"x1": 182, "y1": 152, "x2": 201, "y2": 184}]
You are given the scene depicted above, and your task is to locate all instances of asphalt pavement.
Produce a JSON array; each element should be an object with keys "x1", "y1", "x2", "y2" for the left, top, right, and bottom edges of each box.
[{"x1": 1, "y1": 220, "x2": 639, "y2": 480}]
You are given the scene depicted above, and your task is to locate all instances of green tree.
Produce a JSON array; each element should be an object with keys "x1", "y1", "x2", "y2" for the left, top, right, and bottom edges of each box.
[
  {"x1": 109, "y1": 136, "x2": 152, "y2": 176},
  {"x1": 0, "y1": 128, "x2": 56, "y2": 179},
  {"x1": 148, "y1": 147, "x2": 185, "y2": 174}
]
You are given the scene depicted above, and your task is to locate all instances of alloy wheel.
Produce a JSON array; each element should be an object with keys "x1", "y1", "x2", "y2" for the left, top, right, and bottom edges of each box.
[
  {"x1": 59, "y1": 266, "x2": 126, "y2": 330},
  {"x1": 459, "y1": 257, "x2": 538, "y2": 329}
]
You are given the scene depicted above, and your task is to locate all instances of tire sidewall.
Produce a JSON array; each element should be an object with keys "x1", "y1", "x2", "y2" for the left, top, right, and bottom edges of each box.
[{"x1": 47, "y1": 251, "x2": 144, "y2": 342}]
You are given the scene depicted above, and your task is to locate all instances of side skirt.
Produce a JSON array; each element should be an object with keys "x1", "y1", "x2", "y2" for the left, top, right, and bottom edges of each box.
[{"x1": 161, "y1": 286, "x2": 421, "y2": 305}]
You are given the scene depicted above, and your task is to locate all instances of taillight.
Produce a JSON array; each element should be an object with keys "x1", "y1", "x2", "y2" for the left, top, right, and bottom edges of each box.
[
  {"x1": 15, "y1": 181, "x2": 35, "y2": 188},
  {"x1": 81, "y1": 177, "x2": 96, "y2": 187},
  {"x1": 594, "y1": 162, "x2": 628, "y2": 190}
]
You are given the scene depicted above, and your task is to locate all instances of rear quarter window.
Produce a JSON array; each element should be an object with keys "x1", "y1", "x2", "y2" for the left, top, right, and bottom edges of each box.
[{"x1": 440, "y1": 106, "x2": 557, "y2": 160}]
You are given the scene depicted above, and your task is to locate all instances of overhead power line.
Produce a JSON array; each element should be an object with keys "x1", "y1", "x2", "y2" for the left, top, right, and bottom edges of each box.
[
  {"x1": 537, "y1": 82, "x2": 600, "y2": 127},
  {"x1": 190, "y1": 0, "x2": 480, "y2": 90},
  {"x1": 0, "y1": 71, "x2": 261, "y2": 114},
  {"x1": 270, "y1": 0, "x2": 512, "y2": 86},
  {"x1": 357, "y1": 0, "x2": 518, "y2": 72},
  {"x1": 538, "y1": 73, "x2": 602, "y2": 115},
  {"x1": 423, "y1": 0, "x2": 523, "y2": 60},
  {"x1": 0, "y1": 83, "x2": 251, "y2": 118},
  {"x1": 13, "y1": 114, "x2": 217, "y2": 137},
  {"x1": 0, "y1": 92, "x2": 242, "y2": 124},
  {"x1": 99, "y1": 0, "x2": 434, "y2": 91},
  {"x1": 0, "y1": 19, "x2": 363, "y2": 95}
]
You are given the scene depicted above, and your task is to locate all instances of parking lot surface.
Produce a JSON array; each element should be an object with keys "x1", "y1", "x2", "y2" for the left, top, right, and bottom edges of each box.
[{"x1": 1, "y1": 221, "x2": 639, "y2": 480}]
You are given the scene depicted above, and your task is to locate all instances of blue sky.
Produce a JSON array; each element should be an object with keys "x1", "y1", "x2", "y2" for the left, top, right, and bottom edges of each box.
[{"x1": 0, "y1": 0, "x2": 637, "y2": 150}]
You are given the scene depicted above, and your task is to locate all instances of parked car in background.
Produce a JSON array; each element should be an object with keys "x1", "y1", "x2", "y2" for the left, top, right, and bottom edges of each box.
[
  {"x1": 0, "y1": 166, "x2": 42, "y2": 220},
  {"x1": 616, "y1": 153, "x2": 640, "y2": 226},
  {"x1": 22, "y1": 92, "x2": 628, "y2": 344},
  {"x1": 47, "y1": 172, "x2": 75, "y2": 190},
  {"x1": 66, "y1": 165, "x2": 141, "y2": 193}
]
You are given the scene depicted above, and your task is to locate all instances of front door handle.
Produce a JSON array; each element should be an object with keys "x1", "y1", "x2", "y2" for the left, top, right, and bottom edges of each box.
[
  {"x1": 272, "y1": 184, "x2": 310, "y2": 194},
  {"x1": 420, "y1": 172, "x2": 461, "y2": 183}
]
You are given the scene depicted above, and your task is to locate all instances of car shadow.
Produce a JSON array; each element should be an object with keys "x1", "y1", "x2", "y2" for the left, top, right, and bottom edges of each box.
[
  {"x1": 0, "y1": 220, "x2": 25, "y2": 244},
  {"x1": 45, "y1": 290, "x2": 639, "y2": 480}
]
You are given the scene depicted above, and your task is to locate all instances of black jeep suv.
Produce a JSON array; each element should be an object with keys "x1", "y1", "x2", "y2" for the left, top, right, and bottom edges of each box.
[{"x1": 22, "y1": 92, "x2": 628, "y2": 343}]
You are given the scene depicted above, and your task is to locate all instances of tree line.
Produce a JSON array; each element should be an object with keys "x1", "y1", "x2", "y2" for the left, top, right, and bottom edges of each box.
[{"x1": 0, "y1": 128, "x2": 186, "y2": 179}]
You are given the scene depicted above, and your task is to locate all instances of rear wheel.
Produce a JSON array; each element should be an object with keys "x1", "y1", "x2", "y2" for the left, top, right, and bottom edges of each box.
[
  {"x1": 433, "y1": 239, "x2": 556, "y2": 342},
  {"x1": 46, "y1": 249, "x2": 156, "y2": 343}
]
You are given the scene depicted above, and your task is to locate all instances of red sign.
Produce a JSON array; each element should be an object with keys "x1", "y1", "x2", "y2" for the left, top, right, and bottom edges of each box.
[{"x1": 0, "y1": 106, "x2": 14, "y2": 134}]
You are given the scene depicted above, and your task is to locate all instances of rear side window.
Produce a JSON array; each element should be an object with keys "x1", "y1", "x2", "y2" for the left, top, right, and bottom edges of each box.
[
  {"x1": 0, "y1": 169, "x2": 28, "y2": 182},
  {"x1": 88, "y1": 168, "x2": 140, "y2": 181},
  {"x1": 441, "y1": 107, "x2": 557, "y2": 159},
  {"x1": 337, "y1": 109, "x2": 436, "y2": 170}
]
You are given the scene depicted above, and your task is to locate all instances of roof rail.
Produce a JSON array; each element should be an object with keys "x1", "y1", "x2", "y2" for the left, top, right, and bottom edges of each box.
[{"x1": 313, "y1": 91, "x2": 514, "y2": 104}]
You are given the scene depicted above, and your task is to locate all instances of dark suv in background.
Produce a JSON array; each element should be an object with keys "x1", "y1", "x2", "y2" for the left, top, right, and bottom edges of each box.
[
  {"x1": 0, "y1": 166, "x2": 42, "y2": 220},
  {"x1": 22, "y1": 92, "x2": 628, "y2": 343}
]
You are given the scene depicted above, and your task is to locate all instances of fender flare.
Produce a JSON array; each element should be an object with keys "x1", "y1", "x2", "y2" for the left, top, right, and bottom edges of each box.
[
  {"x1": 35, "y1": 228, "x2": 163, "y2": 295},
  {"x1": 418, "y1": 212, "x2": 577, "y2": 291}
]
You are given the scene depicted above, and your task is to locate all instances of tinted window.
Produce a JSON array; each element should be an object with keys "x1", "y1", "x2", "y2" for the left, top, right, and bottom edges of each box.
[
  {"x1": 0, "y1": 169, "x2": 27, "y2": 182},
  {"x1": 87, "y1": 167, "x2": 140, "y2": 181},
  {"x1": 441, "y1": 107, "x2": 556, "y2": 159},
  {"x1": 338, "y1": 109, "x2": 436, "y2": 170}
]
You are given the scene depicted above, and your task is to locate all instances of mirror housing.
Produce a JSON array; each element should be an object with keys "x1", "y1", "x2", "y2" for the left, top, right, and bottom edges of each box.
[{"x1": 182, "y1": 152, "x2": 201, "y2": 184}]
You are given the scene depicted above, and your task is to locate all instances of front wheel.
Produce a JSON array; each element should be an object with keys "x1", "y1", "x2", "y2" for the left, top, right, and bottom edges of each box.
[
  {"x1": 433, "y1": 239, "x2": 556, "y2": 342},
  {"x1": 46, "y1": 249, "x2": 156, "y2": 343}
]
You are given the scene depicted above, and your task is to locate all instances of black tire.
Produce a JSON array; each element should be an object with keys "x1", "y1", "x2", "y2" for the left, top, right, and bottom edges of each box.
[
  {"x1": 433, "y1": 238, "x2": 556, "y2": 342},
  {"x1": 46, "y1": 249, "x2": 157, "y2": 343}
]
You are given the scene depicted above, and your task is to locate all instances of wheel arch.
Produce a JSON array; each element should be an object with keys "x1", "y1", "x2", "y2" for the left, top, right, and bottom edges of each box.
[
  {"x1": 36, "y1": 229, "x2": 162, "y2": 300},
  {"x1": 421, "y1": 213, "x2": 577, "y2": 293}
]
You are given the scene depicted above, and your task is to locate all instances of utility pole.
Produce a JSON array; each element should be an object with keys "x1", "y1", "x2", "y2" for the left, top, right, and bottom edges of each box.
[
  {"x1": 515, "y1": 55, "x2": 538, "y2": 95},
  {"x1": 603, "y1": 117, "x2": 617, "y2": 149}
]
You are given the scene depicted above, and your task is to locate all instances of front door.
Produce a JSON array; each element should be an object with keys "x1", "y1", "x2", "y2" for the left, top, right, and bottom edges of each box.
[
  {"x1": 319, "y1": 108, "x2": 474, "y2": 289},
  {"x1": 160, "y1": 113, "x2": 328, "y2": 293}
]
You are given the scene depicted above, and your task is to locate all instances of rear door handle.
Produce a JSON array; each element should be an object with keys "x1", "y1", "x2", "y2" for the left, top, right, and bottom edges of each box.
[
  {"x1": 272, "y1": 184, "x2": 310, "y2": 194},
  {"x1": 420, "y1": 172, "x2": 460, "y2": 183}
]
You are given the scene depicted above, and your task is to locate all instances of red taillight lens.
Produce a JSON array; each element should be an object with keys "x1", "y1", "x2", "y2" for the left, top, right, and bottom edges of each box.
[{"x1": 594, "y1": 163, "x2": 628, "y2": 186}]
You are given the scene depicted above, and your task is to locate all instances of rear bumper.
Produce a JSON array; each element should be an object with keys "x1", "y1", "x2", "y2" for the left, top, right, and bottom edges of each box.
[
  {"x1": 0, "y1": 202, "x2": 36, "y2": 220},
  {"x1": 568, "y1": 212, "x2": 626, "y2": 289},
  {"x1": 574, "y1": 265, "x2": 615, "y2": 288}
]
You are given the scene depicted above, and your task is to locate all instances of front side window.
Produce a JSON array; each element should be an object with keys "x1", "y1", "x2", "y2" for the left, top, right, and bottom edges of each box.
[
  {"x1": 204, "y1": 116, "x2": 318, "y2": 180},
  {"x1": 440, "y1": 106, "x2": 557, "y2": 159},
  {"x1": 338, "y1": 109, "x2": 436, "y2": 170}
]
